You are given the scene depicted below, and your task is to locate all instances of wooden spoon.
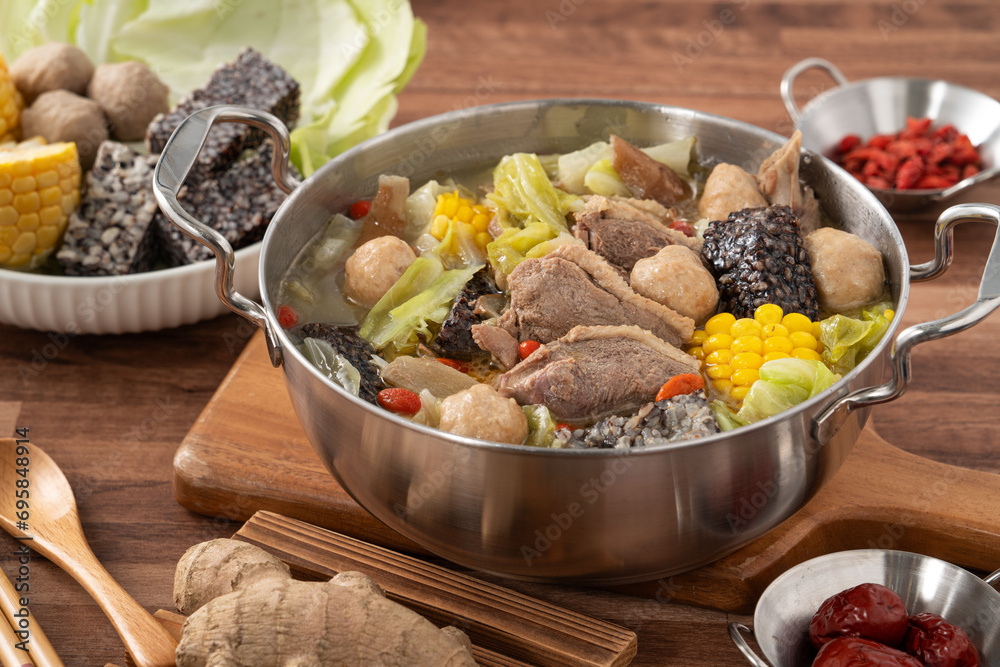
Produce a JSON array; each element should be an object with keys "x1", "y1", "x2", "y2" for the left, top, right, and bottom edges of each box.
[{"x1": 0, "y1": 438, "x2": 176, "y2": 667}]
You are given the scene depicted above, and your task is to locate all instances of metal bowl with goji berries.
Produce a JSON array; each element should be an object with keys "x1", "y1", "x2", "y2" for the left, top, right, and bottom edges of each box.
[{"x1": 782, "y1": 58, "x2": 1000, "y2": 215}]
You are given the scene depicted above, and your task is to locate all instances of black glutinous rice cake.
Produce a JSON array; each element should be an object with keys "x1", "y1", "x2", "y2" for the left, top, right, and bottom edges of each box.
[
  {"x1": 298, "y1": 323, "x2": 383, "y2": 405},
  {"x1": 56, "y1": 142, "x2": 159, "y2": 276},
  {"x1": 155, "y1": 142, "x2": 297, "y2": 266},
  {"x1": 146, "y1": 47, "x2": 300, "y2": 178},
  {"x1": 701, "y1": 205, "x2": 820, "y2": 320}
]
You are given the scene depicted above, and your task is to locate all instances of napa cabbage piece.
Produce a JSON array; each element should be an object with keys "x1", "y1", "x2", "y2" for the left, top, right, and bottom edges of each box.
[
  {"x1": 297, "y1": 337, "x2": 362, "y2": 396},
  {"x1": 0, "y1": 0, "x2": 426, "y2": 177},
  {"x1": 486, "y1": 222, "x2": 585, "y2": 277},
  {"x1": 488, "y1": 153, "x2": 579, "y2": 234},
  {"x1": 584, "y1": 158, "x2": 631, "y2": 197},
  {"x1": 522, "y1": 405, "x2": 559, "y2": 448},
  {"x1": 712, "y1": 358, "x2": 842, "y2": 431},
  {"x1": 820, "y1": 302, "x2": 894, "y2": 375},
  {"x1": 359, "y1": 257, "x2": 481, "y2": 352},
  {"x1": 432, "y1": 215, "x2": 488, "y2": 269}
]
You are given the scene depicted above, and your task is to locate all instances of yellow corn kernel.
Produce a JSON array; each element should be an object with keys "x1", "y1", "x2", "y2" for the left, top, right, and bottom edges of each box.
[
  {"x1": 731, "y1": 368, "x2": 759, "y2": 386},
  {"x1": 705, "y1": 349, "x2": 732, "y2": 365},
  {"x1": 705, "y1": 312, "x2": 736, "y2": 335},
  {"x1": 731, "y1": 335, "x2": 763, "y2": 355},
  {"x1": 0, "y1": 140, "x2": 80, "y2": 270},
  {"x1": 472, "y1": 212, "x2": 491, "y2": 232},
  {"x1": 431, "y1": 214, "x2": 450, "y2": 240},
  {"x1": 762, "y1": 323, "x2": 789, "y2": 338},
  {"x1": 455, "y1": 205, "x2": 474, "y2": 223},
  {"x1": 712, "y1": 379, "x2": 734, "y2": 395},
  {"x1": 885, "y1": 309, "x2": 895, "y2": 321},
  {"x1": 475, "y1": 232, "x2": 492, "y2": 249},
  {"x1": 754, "y1": 303, "x2": 783, "y2": 325},
  {"x1": 782, "y1": 312, "x2": 813, "y2": 333},
  {"x1": 687, "y1": 346, "x2": 705, "y2": 361},
  {"x1": 730, "y1": 385, "x2": 751, "y2": 401},
  {"x1": 706, "y1": 364, "x2": 732, "y2": 380},
  {"x1": 702, "y1": 333, "x2": 734, "y2": 354},
  {"x1": 731, "y1": 351, "x2": 763, "y2": 371},
  {"x1": 792, "y1": 347, "x2": 822, "y2": 361},
  {"x1": 689, "y1": 329, "x2": 708, "y2": 346},
  {"x1": 730, "y1": 318, "x2": 763, "y2": 339},
  {"x1": 789, "y1": 331, "x2": 818, "y2": 351},
  {"x1": 763, "y1": 351, "x2": 790, "y2": 363},
  {"x1": 812, "y1": 321, "x2": 823, "y2": 340},
  {"x1": 0, "y1": 55, "x2": 23, "y2": 143},
  {"x1": 763, "y1": 336, "x2": 793, "y2": 354},
  {"x1": 442, "y1": 196, "x2": 459, "y2": 218}
]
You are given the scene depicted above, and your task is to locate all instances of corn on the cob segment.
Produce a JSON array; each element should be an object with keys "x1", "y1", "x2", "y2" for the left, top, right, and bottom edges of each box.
[
  {"x1": 431, "y1": 191, "x2": 493, "y2": 251},
  {"x1": 0, "y1": 140, "x2": 82, "y2": 270},
  {"x1": 0, "y1": 54, "x2": 23, "y2": 144}
]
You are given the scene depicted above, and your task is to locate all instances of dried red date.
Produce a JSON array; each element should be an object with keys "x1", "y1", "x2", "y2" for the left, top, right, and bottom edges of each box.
[
  {"x1": 812, "y1": 637, "x2": 923, "y2": 667},
  {"x1": 813, "y1": 637, "x2": 923, "y2": 666},
  {"x1": 809, "y1": 583, "x2": 909, "y2": 649},
  {"x1": 904, "y1": 612, "x2": 980, "y2": 667}
]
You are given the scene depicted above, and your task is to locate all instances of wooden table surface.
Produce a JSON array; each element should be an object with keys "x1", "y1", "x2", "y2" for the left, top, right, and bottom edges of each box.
[{"x1": 2, "y1": 1, "x2": 1000, "y2": 665}]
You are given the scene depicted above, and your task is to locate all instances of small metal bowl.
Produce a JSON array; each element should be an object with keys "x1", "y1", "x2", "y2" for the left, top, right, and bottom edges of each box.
[
  {"x1": 782, "y1": 58, "x2": 1000, "y2": 215},
  {"x1": 729, "y1": 550, "x2": 1000, "y2": 666}
]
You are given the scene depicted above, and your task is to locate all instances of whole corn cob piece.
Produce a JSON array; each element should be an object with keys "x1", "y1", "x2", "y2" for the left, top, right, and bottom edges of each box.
[
  {"x1": 0, "y1": 140, "x2": 82, "y2": 270},
  {"x1": 0, "y1": 54, "x2": 23, "y2": 143}
]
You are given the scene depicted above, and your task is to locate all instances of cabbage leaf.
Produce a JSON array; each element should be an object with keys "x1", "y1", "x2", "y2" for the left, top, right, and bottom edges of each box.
[{"x1": 820, "y1": 302, "x2": 893, "y2": 375}]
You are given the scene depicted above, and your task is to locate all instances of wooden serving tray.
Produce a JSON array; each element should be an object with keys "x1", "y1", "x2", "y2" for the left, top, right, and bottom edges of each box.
[{"x1": 174, "y1": 331, "x2": 1000, "y2": 614}]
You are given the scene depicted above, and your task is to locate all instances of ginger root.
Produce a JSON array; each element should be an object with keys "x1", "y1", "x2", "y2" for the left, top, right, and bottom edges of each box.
[{"x1": 173, "y1": 539, "x2": 476, "y2": 667}]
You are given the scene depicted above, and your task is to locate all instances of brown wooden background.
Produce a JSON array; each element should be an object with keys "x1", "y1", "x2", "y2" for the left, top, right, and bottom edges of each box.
[{"x1": 2, "y1": 1, "x2": 1000, "y2": 664}]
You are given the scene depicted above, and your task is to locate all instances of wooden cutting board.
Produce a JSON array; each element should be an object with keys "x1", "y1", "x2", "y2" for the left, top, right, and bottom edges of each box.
[{"x1": 174, "y1": 331, "x2": 1000, "y2": 614}]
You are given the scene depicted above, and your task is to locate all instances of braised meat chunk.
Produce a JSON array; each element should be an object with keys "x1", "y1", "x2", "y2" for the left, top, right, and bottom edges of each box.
[
  {"x1": 697, "y1": 163, "x2": 768, "y2": 222},
  {"x1": 495, "y1": 244, "x2": 694, "y2": 348},
  {"x1": 573, "y1": 195, "x2": 698, "y2": 276},
  {"x1": 498, "y1": 325, "x2": 701, "y2": 422},
  {"x1": 610, "y1": 135, "x2": 691, "y2": 206},
  {"x1": 701, "y1": 205, "x2": 820, "y2": 320}
]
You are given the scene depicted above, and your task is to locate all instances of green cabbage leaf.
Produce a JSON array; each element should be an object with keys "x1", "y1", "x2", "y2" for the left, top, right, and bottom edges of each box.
[{"x1": 820, "y1": 302, "x2": 894, "y2": 375}]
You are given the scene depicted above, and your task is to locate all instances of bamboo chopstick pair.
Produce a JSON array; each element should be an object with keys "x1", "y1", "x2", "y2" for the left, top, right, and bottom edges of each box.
[{"x1": 0, "y1": 566, "x2": 62, "y2": 667}]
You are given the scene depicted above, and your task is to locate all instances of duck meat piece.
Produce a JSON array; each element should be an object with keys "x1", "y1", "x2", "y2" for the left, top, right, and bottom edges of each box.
[
  {"x1": 697, "y1": 163, "x2": 769, "y2": 222},
  {"x1": 558, "y1": 393, "x2": 718, "y2": 449},
  {"x1": 701, "y1": 205, "x2": 820, "y2": 320},
  {"x1": 573, "y1": 195, "x2": 699, "y2": 275},
  {"x1": 434, "y1": 267, "x2": 502, "y2": 359},
  {"x1": 299, "y1": 323, "x2": 383, "y2": 404},
  {"x1": 610, "y1": 135, "x2": 691, "y2": 206},
  {"x1": 756, "y1": 130, "x2": 821, "y2": 233},
  {"x1": 496, "y1": 244, "x2": 694, "y2": 348},
  {"x1": 498, "y1": 325, "x2": 701, "y2": 422},
  {"x1": 146, "y1": 47, "x2": 300, "y2": 180},
  {"x1": 470, "y1": 323, "x2": 520, "y2": 370}
]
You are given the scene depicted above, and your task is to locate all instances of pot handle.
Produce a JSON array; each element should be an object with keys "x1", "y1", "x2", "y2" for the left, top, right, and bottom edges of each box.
[
  {"x1": 727, "y1": 623, "x2": 773, "y2": 667},
  {"x1": 152, "y1": 105, "x2": 301, "y2": 368},
  {"x1": 812, "y1": 203, "x2": 1000, "y2": 445},
  {"x1": 780, "y1": 57, "x2": 849, "y2": 124}
]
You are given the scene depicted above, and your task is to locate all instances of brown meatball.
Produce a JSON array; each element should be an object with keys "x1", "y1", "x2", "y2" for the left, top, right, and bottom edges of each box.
[
  {"x1": 87, "y1": 61, "x2": 169, "y2": 142},
  {"x1": 630, "y1": 245, "x2": 719, "y2": 323},
  {"x1": 697, "y1": 163, "x2": 768, "y2": 222},
  {"x1": 438, "y1": 384, "x2": 528, "y2": 445},
  {"x1": 804, "y1": 227, "x2": 886, "y2": 313},
  {"x1": 10, "y1": 43, "x2": 94, "y2": 104},
  {"x1": 344, "y1": 236, "x2": 417, "y2": 308},
  {"x1": 20, "y1": 90, "x2": 107, "y2": 170}
]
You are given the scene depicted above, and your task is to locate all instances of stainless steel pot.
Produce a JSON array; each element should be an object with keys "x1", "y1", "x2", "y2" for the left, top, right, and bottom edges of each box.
[
  {"x1": 153, "y1": 99, "x2": 1000, "y2": 585},
  {"x1": 729, "y1": 550, "x2": 1000, "y2": 666}
]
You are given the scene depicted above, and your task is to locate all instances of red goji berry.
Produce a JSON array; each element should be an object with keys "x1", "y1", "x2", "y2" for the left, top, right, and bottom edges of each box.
[
  {"x1": 894, "y1": 157, "x2": 924, "y2": 190},
  {"x1": 838, "y1": 134, "x2": 861, "y2": 154},
  {"x1": 962, "y1": 164, "x2": 980, "y2": 180},
  {"x1": 437, "y1": 358, "x2": 470, "y2": 374},
  {"x1": 277, "y1": 304, "x2": 299, "y2": 328},
  {"x1": 555, "y1": 423, "x2": 572, "y2": 431},
  {"x1": 518, "y1": 340, "x2": 542, "y2": 360},
  {"x1": 349, "y1": 200, "x2": 372, "y2": 219},
  {"x1": 668, "y1": 219, "x2": 695, "y2": 237},
  {"x1": 377, "y1": 388, "x2": 422, "y2": 415}
]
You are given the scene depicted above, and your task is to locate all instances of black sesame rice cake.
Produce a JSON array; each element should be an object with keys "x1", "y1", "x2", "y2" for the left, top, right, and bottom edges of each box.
[
  {"x1": 56, "y1": 141, "x2": 159, "y2": 276},
  {"x1": 146, "y1": 47, "x2": 300, "y2": 178},
  {"x1": 701, "y1": 205, "x2": 820, "y2": 320},
  {"x1": 154, "y1": 142, "x2": 297, "y2": 266}
]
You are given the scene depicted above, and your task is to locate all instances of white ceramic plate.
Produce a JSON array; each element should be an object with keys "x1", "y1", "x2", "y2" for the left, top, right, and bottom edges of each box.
[{"x1": 0, "y1": 244, "x2": 259, "y2": 334}]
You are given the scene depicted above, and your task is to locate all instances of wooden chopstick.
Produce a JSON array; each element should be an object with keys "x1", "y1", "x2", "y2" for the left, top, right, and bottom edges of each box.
[
  {"x1": 235, "y1": 511, "x2": 638, "y2": 667},
  {"x1": 0, "y1": 569, "x2": 61, "y2": 667},
  {"x1": 0, "y1": 614, "x2": 31, "y2": 667}
]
